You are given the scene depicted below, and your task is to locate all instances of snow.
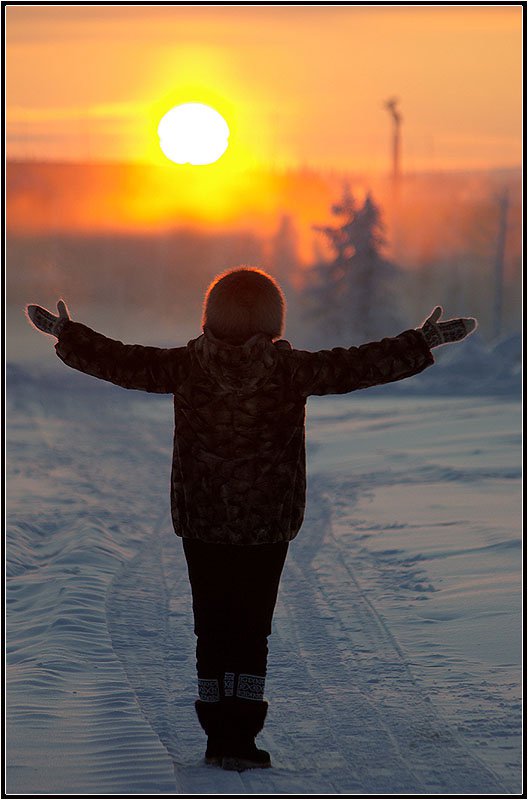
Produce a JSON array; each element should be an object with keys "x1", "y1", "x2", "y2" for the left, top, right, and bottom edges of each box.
[{"x1": 5, "y1": 333, "x2": 522, "y2": 794}]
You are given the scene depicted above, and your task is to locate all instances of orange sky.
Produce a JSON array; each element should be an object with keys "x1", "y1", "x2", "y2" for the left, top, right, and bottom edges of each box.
[{"x1": 6, "y1": 4, "x2": 523, "y2": 173}]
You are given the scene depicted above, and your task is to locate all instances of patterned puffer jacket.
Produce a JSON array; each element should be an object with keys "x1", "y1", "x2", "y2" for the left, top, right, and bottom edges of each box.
[{"x1": 55, "y1": 323, "x2": 434, "y2": 545}]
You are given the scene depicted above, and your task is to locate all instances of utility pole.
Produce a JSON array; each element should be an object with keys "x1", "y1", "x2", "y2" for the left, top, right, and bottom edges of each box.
[
  {"x1": 493, "y1": 189, "x2": 509, "y2": 340},
  {"x1": 384, "y1": 97, "x2": 403, "y2": 259},
  {"x1": 384, "y1": 97, "x2": 402, "y2": 199}
]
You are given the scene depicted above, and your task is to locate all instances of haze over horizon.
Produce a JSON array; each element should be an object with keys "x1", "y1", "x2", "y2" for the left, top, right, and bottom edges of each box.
[{"x1": 6, "y1": 3, "x2": 523, "y2": 314}]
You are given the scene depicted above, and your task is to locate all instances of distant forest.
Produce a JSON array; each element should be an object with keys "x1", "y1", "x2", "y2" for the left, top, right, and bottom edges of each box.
[{"x1": 6, "y1": 161, "x2": 522, "y2": 343}]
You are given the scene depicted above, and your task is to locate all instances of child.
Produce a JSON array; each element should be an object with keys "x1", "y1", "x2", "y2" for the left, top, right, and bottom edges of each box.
[{"x1": 26, "y1": 267, "x2": 476, "y2": 771}]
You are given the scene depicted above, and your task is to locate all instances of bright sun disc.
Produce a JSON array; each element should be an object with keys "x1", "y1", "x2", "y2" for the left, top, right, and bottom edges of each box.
[{"x1": 158, "y1": 103, "x2": 230, "y2": 166}]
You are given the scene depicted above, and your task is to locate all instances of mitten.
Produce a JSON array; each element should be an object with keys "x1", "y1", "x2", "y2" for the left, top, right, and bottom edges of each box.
[
  {"x1": 26, "y1": 300, "x2": 71, "y2": 338},
  {"x1": 420, "y1": 306, "x2": 477, "y2": 348}
]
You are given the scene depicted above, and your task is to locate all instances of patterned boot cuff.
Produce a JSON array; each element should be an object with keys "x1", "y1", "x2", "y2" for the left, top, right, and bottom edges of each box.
[
  {"x1": 198, "y1": 677, "x2": 220, "y2": 703},
  {"x1": 236, "y1": 674, "x2": 266, "y2": 702},
  {"x1": 198, "y1": 673, "x2": 266, "y2": 702}
]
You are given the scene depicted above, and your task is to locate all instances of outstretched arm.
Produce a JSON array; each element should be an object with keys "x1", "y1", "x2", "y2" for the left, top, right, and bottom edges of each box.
[
  {"x1": 291, "y1": 307, "x2": 477, "y2": 397},
  {"x1": 26, "y1": 300, "x2": 187, "y2": 394}
]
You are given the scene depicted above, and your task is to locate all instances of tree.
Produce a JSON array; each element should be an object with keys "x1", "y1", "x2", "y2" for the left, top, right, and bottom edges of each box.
[
  {"x1": 305, "y1": 186, "x2": 404, "y2": 344},
  {"x1": 270, "y1": 214, "x2": 299, "y2": 293}
]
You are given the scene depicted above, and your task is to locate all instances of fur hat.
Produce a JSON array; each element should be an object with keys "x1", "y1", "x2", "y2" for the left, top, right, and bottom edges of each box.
[{"x1": 202, "y1": 267, "x2": 286, "y2": 343}]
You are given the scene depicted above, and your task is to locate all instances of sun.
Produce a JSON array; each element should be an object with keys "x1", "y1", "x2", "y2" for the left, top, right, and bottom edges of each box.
[{"x1": 158, "y1": 103, "x2": 230, "y2": 166}]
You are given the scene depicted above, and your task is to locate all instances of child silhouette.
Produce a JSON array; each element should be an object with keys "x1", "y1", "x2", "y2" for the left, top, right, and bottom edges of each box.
[{"x1": 27, "y1": 267, "x2": 476, "y2": 771}]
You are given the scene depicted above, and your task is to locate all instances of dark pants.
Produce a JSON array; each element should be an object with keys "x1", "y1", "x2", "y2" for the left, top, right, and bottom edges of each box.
[{"x1": 183, "y1": 538, "x2": 288, "y2": 701}]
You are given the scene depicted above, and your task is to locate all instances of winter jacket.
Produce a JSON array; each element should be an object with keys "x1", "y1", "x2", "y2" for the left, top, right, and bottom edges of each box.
[{"x1": 55, "y1": 323, "x2": 434, "y2": 545}]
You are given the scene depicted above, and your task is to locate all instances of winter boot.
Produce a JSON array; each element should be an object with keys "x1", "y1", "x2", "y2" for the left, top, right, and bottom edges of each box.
[
  {"x1": 195, "y1": 700, "x2": 225, "y2": 766},
  {"x1": 221, "y1": 699, "x2": 271, "y2": 771}
]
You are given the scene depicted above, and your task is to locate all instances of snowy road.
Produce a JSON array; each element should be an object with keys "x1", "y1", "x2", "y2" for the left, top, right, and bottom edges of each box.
[{"x1": 6, "y1": 364, "x2": 522, "y2": 794}]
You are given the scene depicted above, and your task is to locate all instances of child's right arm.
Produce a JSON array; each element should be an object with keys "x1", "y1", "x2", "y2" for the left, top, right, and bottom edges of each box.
[{"x1": 26, "y1": 300, "x2": 186, "y2": 394}]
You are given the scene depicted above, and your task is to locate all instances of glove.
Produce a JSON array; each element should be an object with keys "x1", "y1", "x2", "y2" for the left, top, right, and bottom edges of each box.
[
  {"x1": 419, "y1": 306, "x2": 477, "y2": 348},
  {"x1": 26, "y1": 300, "x2": 71, "y2": 338}
]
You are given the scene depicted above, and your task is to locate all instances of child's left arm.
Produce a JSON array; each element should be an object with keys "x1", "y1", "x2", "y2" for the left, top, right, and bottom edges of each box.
[{"x1": 290, "y1": 306, "x2": 477, "y2": 397}]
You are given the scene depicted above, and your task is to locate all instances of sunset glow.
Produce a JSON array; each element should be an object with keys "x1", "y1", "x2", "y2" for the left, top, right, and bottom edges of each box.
[
  {"x1": 5, "y1": 3, "x2": 523, "y2": 254},
  {"x1": 6, "y1": 5, "x2": 522, "y2": 172}
]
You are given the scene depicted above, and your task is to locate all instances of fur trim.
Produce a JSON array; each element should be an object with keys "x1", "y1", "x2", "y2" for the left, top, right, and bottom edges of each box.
[
  {"x1": 195, "y1": 700, "x2": 223, "y2": 735},
  {"x1": 224, "y1": 699, "x2": 269, "y2": 736},
  {"x1": 202, "y1": 267, "x2": 285, "y2": 343}
]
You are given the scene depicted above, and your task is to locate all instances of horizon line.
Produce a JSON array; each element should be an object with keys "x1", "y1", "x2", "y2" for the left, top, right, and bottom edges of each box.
[{"x1": 5, "y1": 158, "x2": 523, "y2": 177}]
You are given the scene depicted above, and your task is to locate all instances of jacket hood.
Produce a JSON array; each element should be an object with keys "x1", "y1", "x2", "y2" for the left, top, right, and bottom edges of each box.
[{"x1": 189, "y1": 330, "x2": 292, "y2": 393}]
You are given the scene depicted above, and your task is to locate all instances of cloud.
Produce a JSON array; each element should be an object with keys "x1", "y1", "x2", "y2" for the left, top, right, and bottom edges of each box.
[{"x1": 6, "y1": 103, "x2": 145, "y2": 123}]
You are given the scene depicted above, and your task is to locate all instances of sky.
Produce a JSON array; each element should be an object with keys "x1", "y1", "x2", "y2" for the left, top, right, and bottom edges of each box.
[{"x1": 5, "y1": 4, "x2": 523, "y2": 173}]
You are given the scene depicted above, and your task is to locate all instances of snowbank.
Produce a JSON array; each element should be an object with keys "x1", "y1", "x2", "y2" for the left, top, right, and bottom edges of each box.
[{"x1": 373, "y1": 331, "x2": 522, "y2": 397}]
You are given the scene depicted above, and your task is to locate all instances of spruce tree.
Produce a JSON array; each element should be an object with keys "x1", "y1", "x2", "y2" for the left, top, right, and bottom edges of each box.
[{"x1": 306, "y1": 186, "x2": 404, "y2": 344}]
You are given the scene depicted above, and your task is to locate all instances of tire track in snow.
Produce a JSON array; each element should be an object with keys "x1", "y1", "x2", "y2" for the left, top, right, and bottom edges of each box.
[
  {"x1": 267, "y1": 481, "x2": 507, "y2": 794},
  {"x1": 106, "y1": 481, "x2": 507, "y2": 795}
]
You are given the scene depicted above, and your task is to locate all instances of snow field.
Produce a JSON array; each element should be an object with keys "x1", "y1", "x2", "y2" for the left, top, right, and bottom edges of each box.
[{"x1": 6, "y1": 364, "x2": 522, "y2": 794}]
